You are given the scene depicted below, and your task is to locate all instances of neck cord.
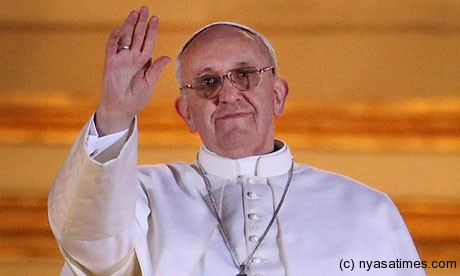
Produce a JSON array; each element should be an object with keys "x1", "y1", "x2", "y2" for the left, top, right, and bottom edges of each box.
[{"x1": 196, "y1": 156, "x2": 294, "y2": 275}]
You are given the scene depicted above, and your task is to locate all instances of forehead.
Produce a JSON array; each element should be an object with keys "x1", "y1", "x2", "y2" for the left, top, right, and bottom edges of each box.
[{"x1": 181, "y1": 26, "x2": 271, "y2": 75}]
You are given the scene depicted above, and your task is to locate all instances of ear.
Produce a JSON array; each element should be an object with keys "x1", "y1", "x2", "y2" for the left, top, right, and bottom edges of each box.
[
  {"x1": 175, "y1": 96, "x2": 196, "y2": 133},
  {"x1": 273, "y1": 77, "x2": 289, "y2": 117}
]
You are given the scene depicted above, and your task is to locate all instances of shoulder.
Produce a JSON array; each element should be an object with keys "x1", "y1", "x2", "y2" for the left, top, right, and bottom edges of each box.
[
  {"x1": 294, "y1": 163, "x2": 383, "y2": 191},
  {"x1": 293, "y1": 163, "x2": 388, "y2": 200},
  {"x1": 291, "y1": 163, "x2": 401, "y2": 225},
  {"x1": 136, "y1": 162, "x2": 204, "y2": 198},
  {"x1": 283, "y1": 165, "x2": 420, "y2": 264},
  {"x1": 137, "y1": 162, "x2": 196, "y2": 177}
]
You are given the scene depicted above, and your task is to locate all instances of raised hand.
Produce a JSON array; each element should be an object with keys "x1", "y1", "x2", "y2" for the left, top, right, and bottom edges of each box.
[{"x1": 95, "y1": 6, "x2": 171, "y2": 136}]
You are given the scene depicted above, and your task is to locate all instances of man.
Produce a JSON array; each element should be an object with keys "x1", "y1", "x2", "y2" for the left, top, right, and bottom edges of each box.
[{"x1": 49, "y1": 6, "x2": 425, "y2": 276}]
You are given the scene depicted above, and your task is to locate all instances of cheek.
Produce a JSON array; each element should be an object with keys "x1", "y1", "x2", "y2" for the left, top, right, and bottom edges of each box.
[
  {"x1": 248, "y1": 92, "x2": 275, "y2": 116},
  {"x1": 190, "y1": 102, "x2": 216, "y2": 129}
]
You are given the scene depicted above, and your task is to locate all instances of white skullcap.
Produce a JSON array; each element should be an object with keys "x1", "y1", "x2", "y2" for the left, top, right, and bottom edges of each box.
[{"x1": 175, "y1": 21, "x2": 277, "y2": 83}]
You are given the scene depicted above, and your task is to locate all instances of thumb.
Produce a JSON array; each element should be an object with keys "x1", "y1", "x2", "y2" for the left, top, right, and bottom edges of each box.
[{"x1": 145, "y1": 56, "x2": 172, "y2": 88}]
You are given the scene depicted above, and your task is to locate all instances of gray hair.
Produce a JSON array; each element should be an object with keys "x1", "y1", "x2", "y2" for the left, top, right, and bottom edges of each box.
[{"x1": 175, "y1": 22, "x2": 278, "y2": 85}]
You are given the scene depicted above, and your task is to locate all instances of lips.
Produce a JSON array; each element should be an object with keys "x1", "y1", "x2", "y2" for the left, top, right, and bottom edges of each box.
[
  {"x1": 213, "y1": 103, "x2": 254, "y2": 122},
  {"x1": 216, "y1": 112, "x2": 250, "y2": 120}
]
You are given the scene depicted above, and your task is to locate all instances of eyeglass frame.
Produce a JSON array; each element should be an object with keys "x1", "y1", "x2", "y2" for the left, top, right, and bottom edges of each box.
[{"x1": 178, "y1": 65, "x2": 276, "y2": 99}]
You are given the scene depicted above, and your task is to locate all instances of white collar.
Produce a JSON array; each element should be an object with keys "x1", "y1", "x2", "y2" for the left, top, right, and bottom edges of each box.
[{"x1": 197, "y1": 140, "x2": 293, "y2": 180}]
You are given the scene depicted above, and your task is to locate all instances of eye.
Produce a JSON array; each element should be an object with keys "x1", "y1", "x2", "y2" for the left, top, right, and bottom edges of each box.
[
  {"x1": 236, "y1": 70, "x2": 250, "y2": 78},
  {"x1": 235, "y1": 69, "x2": 251, "y2": 78},
  {"x1": 233, "y1": 67, "x2": 257, "y2": 80},
  {"x1": 198, "y1": 76, "x2": 220, "y2": 89}
]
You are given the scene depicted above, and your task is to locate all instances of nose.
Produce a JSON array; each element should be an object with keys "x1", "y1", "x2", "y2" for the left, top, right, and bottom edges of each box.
[{"x1": 218, "y1": 75, "x2": 241, "y2": 103}]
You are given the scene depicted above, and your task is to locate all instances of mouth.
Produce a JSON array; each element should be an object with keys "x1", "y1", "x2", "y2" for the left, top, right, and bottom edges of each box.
[{"x1": 216, "y1": 112, "x2": 251, "y2": 121}]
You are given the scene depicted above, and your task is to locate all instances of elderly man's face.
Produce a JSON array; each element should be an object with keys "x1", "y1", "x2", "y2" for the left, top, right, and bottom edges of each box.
[{"x1": 175, "y1": 26, "x2": 288, "y2": 158}]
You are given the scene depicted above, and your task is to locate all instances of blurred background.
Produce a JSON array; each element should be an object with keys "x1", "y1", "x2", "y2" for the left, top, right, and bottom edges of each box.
[{"x1": 0, "y1": 0, "x2": 459, "y2": 275}]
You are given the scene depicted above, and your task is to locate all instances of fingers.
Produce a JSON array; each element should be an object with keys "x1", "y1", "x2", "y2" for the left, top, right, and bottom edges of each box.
[
  {"x1": 111, "y1": 6, "x2": 159, "y2": 56},
  {"x1": 131, "y1": 6, "x2": 149, "y2": 51},
  {"x1": 145, "y1": 56, "x2": 171, "y2": 87},
  {"x1": 142, "y1": 16, "x2": 159, "y2": 55},
  {"x1": 106, "y1": 28, "x2": 121, "y2": 56},
  {"x1": 118, "y1": 10, "x2": 139, "y2": 49},
  {"x1": 105, "y1": 6, "x2": 169, "y2": 90}
]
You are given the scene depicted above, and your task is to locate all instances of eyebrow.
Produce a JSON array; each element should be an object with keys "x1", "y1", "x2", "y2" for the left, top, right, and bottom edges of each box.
[
  {"x1": 194, "y1": 61, "x2": 256, "y2": 77},
  {"x1": 234, "y1": 61, "x2": 253, "y2": 67}
]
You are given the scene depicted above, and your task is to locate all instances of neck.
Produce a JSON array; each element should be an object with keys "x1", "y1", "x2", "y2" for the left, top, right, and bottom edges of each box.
[
  {"x1": 211, "y1": 141, "x2": 275, "y2": 159},
  {"x1": 197, "y1": 140, "x2": 291, "y2": 180},
  {"x1": 206, "y1": 128, "x2": 276, "y2": 158}
]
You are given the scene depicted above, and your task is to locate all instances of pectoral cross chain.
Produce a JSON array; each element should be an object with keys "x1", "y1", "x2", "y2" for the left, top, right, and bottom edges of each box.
[{"x1": 237, "y1": 265, "x2": 247, "y2": 276}]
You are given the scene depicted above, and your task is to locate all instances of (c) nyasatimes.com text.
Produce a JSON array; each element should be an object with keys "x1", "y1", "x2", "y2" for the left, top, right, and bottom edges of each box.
[{"x1": 339, "y1": 258, "x2": 457, "y2": 271}]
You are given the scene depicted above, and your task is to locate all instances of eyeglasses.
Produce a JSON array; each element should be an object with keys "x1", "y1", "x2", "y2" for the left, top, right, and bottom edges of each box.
[{"x1": 179, "y1": 66, "x2": 275, "y2": 99}]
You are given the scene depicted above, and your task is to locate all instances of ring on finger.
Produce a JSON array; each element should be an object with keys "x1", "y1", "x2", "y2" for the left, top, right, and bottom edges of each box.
[{"x1": 118, "y1": 45, "x2": 130, "y2": 51}]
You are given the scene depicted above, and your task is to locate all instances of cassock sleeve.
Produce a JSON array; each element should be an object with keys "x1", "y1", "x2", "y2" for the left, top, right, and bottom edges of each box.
[{"x1": 48, "y1": 116, "x2": 141, "y2": 275}]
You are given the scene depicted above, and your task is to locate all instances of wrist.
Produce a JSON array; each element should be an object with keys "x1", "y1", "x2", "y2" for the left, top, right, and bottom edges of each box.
[{"x1": 94, "y1": 110, "x2": 134, "y2": 136}]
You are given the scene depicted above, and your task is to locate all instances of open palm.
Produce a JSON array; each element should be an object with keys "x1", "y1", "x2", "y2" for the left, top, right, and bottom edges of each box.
[{"x1": 96, "y1": 6, "x2": 170, "y2": 135}]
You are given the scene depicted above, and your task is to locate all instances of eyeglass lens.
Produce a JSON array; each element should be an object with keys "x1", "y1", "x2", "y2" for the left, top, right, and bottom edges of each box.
[{"x1": 196, "y1": 67, "x2": 262, "y2": 99}]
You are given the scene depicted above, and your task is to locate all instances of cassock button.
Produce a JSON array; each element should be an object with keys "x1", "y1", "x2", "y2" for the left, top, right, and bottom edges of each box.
[
  {"x1": 248, "y1": 213, "x2": 262, "y2": 220},
  {"x1": 249, "y1": 235, "x2": 259, "y2": 242},
  {"x1": 252, "y1": 257, "x2": 262, "y2": 264},
  {"x1": 247, "y1": 192, "x2": 259, "y2": 199}
]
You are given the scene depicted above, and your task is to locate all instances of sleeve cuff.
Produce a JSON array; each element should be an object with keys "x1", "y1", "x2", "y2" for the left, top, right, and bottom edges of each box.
[{"x1": 86, "y1": 117, "x2": 130, "y2": 158}]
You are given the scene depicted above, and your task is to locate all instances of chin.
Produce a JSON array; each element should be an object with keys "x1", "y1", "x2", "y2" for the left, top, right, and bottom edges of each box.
[{"x1": 217, "y1": 133, "x2": 266, "y2": 156}]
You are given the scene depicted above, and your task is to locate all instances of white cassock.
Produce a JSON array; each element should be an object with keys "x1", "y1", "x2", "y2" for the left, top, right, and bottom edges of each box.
[{"x1": 48, "y1": 118, "x2": 426, "y2": 276}]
